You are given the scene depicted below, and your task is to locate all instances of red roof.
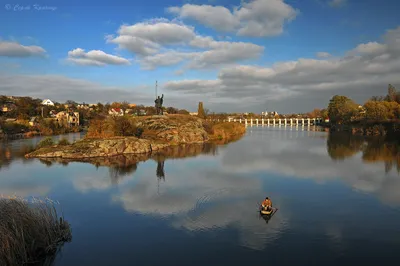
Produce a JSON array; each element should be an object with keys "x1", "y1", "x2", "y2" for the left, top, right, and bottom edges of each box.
[{"x1": 113, "y1": 108, "x2": 121, "y2": 112}]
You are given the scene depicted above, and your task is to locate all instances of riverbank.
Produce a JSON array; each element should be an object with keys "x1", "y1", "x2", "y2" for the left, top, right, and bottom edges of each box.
[
  {"x1": 327, "y1": 120, "x2": 400, "y2": 138},
  {"x1": 25, "y1": 115, "x2": 246, "y2": 159},
  {"x1": 0, "y1": 128, "x2": 84, "y2": 141}
]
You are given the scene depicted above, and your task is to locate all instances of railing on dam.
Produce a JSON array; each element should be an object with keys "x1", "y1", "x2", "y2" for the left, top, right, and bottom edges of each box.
[{"x1": 206, "y1": 117, "x2": 324, "y2": 127}]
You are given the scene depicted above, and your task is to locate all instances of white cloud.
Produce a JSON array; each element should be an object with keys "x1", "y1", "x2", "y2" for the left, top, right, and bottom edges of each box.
[
  {"x1": 138, "y1": 51, "x2": 197, "y2": 70},
  {"x1": 329, "y1": 0, "x2": 347, "y2": 8},
  {"x1": 168, "y1": 0, "x2": 298, "y2": 37},
  {"x1": 316, "y1": 52, "x2": 332, "y2": 58},
  {"x1": 353, "y1": 42, "x2": 387, "y2": 55},
  {"x1": 136, "y1": 35, "x2": 264, "y2": 70},
  {"x1": 106, "y1": 20, "x2": 196, "y2": 56},
  {"x1": 163, "y1": 26, "x2": 400, "y2": 113},
  {"x1": 0, "y1": 40, "x2": 46, "y2": 57},
  {"x1": 167, "y1": 4, "x2": 239, "y2": 32},
  {"x1": 66, "y1": 48, "x2": 131, "y2": 66}
]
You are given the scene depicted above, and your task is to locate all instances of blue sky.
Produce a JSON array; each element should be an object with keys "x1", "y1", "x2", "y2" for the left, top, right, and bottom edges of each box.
[{"x1": 0, "y1": 0, "x2": 399, "y2": 112}]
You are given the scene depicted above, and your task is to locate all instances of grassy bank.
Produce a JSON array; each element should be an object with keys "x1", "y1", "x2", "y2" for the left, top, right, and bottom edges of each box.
[{"x1": 0, "y1": 197, "x2": 72, "y2": 265}]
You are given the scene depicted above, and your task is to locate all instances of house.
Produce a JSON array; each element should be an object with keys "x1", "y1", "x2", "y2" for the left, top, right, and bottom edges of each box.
[
  {"x1": 41, "y1": 99, "x2": 54, "y2": 106},
  {"x1": 1, "y1": 102, "x2": 17, "y2": 113},
  {"x1": 128, "y1": 104, "x2": 136, "y2": 108},
  {"x1": 29, "y1": 117, "x2": 39, "y2": 127},
  {"x1": 189, "y1": 112, "x2": 198, "y2": 116},
  {"x1": 108, "y1": 108, "x2": 124, "y2": 116},
  {"x1": 55, "y1": 111, "x2": 80, "y2": 127}
]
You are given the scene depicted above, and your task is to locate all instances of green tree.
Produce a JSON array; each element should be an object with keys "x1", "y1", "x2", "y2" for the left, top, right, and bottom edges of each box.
[
  {"x1": 328, "y1": 95, "x2": 359, "y2": 124},
  {"x1": 197, "y1": 102, "x2": 206, "y2": 119}
]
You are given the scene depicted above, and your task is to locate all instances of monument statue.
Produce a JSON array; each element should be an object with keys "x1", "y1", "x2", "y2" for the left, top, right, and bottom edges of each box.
[{"x1": 155, "y1": 94, "x2": 164, "y2": 115}]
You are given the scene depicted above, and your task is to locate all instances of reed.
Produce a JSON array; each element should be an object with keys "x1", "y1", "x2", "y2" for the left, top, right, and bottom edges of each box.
[{"x1": 0, "y1": 196, "x2": 72, "y2": 265}]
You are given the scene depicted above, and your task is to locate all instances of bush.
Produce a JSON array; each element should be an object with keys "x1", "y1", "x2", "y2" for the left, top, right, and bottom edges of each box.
[
  {"x1": 86, "y1": 116, "x2": 143, "y2": 138},
  {"x1": 0, "y1": 197, "x2": 72, "y2": 265},
  {"x1": 36, "y1": 137, "x2": 54, "y2": 149},
  {"x1": 58, "y1": 138, "x2": 70, "y2": 145}
]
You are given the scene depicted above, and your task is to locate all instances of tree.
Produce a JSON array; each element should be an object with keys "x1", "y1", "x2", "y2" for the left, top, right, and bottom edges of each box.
[
  {"x1": 328, "y1": 95, "x2": 359, "y2": 124},
  {"x1": 120, "y1": 101, "x2": 130, "y2": 114},
  {"x1": 197, "y1": 102, "x2": 206, "y2": 119},
  {"x1": 65, "y1": 100, "x2": 78, "y2": 106},
  {"x1": 177, "y1": 109, "x2": 189, "y2": 115},
  {"x1": 166, "y1": 107, "x2": 178, "y2": 114},
  {"x1": 386, "y1": 84, "x2": 397, "y2": 102},
  {"x1": 364, "y1": 101, "x2": 389, "y2": 120}
]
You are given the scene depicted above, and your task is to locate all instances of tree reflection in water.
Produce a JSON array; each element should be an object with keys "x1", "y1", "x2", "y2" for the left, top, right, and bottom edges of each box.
[
  {"x1": 35, "y1": 143, "x2": 220, "y2": 185},
  {"x1": 327, "y1": 132, "x2": 400, "y2": 174}
]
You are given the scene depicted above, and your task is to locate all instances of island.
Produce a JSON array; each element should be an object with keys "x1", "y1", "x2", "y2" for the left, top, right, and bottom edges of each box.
[{"x1": 25, "y1": 114, "x2": 246, "y2": 159}]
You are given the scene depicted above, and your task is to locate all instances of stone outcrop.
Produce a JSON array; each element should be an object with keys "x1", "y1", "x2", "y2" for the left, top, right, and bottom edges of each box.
[{"x1": 25, "y1": 137, "x2": 170, "y2": 159}]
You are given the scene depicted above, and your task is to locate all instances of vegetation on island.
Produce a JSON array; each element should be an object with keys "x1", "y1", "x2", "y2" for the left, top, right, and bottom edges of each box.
[
  {"x1": 326, "y1": 84, "x2": 400, "y2": 136},
  {"x1": 25, "y1": 113, "x2": 246, "y2": 159},
  {"x1": 0, "y1": 197, "x2": 71, "y2": 266}
]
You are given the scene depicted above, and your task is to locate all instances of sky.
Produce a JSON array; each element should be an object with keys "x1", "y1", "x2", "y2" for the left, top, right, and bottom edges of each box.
[{"x1": 0, "y1": 0, "x2": 399, "y2": 113}]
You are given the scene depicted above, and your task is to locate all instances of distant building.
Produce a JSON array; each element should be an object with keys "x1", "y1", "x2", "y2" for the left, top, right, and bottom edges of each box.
[
  {"x1": 41, "y1": 99, "x2": 55, "y2": 106},
  {"x1": 1, "y1": 102, "x2": 17, "y2": 113},
  {"x1": 29, "y1": 117, "x2": 39, "y2": 127},
  {"x1": 108, "y1": 108, "x2": 124, "y2": 116},
  {"x1": 189, "y1": 112, "x2": 198, "y2": 116},
  {"x1": 55, "y1": 111, "x2": 79, "y2": 127}
]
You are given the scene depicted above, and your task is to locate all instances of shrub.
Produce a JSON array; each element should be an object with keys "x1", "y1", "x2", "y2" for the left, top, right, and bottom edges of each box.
[
  {"x1": 36, "y1": 137, "x2": 54, "y2": 149},
  {"x1": 0, "y1": 197, "x2": 72, "y2": 265},
  {"x1": 86, "y1": 116, "x2": 144, "y2": 138},
  {"x1": 58, "y1": 138, "x2": 70, "y2": 146}
]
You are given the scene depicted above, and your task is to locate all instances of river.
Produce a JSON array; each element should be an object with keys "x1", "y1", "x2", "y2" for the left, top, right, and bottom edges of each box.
[{"x1": 1, "y1": 127, "x2": 400, "y2": 266}]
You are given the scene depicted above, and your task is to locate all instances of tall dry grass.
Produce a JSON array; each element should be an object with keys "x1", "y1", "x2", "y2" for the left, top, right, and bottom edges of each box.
[{"x1": 0, "y1": 196, "x2": 72, "y2": 265}]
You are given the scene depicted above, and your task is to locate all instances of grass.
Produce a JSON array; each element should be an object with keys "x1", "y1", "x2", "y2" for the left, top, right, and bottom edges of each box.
[
  {"x1": 208, "y1": 122, "x2": 246, "y2": 140},
  {"x1": 0, "y1": 196, "x2": 72, "y2": 265},
  {"x1": 58, "y1": 138, "x2": 70, "y2": 146},
  {"x1": 36, "y1": 137, "x2": 54, "y2": 149}
]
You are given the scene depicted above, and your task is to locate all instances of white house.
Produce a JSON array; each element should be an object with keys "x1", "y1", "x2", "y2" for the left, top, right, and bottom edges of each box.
[{"x1": 41, "y1": 99, "x2": 54, "y2": 106}]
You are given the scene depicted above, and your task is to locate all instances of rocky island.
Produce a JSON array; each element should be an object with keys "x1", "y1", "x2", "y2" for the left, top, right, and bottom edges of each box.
[{"x1": 25, "y1": 115, "x2": 246, "y2": 159}]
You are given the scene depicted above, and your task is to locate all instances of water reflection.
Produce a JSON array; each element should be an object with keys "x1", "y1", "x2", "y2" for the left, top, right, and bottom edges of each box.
[
  {"x1": 0, "y1": 133, "x2": 84, "y2": 170},
  {"x1": 2, "y1": 128, "x2": 400, "y2": 262},
  {"x1": 327, "y1": 133, "x2": 400, "y2": 173}
]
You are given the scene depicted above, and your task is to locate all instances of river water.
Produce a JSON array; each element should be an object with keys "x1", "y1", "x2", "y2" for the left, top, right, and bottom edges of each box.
[{"x1": 1, "y1": 127, "x2": 400, "y2": 266}]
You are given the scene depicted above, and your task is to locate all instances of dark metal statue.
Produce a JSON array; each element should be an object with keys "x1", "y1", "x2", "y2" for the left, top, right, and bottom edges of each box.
[{"x1": 155, "y1": 94, "x2": 164, "y2": 115}]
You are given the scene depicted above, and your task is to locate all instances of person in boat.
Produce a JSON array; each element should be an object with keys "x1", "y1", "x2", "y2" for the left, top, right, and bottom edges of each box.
[{"x1": 261, "y1": 197, "x2": 272, "y2": 211}]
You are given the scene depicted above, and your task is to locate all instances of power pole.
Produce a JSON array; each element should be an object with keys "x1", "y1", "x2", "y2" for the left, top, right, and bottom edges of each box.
[{"x1": 155, "y1": 80, "x2": 158, "y2": 98}]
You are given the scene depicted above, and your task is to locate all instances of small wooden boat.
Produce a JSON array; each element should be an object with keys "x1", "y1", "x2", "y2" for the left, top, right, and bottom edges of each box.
[{"x1": 260, "y1": 208, "x2": 273, "y2": 215}]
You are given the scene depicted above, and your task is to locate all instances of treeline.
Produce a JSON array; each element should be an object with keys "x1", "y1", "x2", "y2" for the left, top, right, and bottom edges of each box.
[{"x1": 327, "y1": 84, "x2": 400, "y2": 124}]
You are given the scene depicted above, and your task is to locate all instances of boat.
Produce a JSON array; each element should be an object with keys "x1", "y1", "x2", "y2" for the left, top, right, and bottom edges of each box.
[{"x1": 260, "y1": 208, "x2": 274, "y2": 215}]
